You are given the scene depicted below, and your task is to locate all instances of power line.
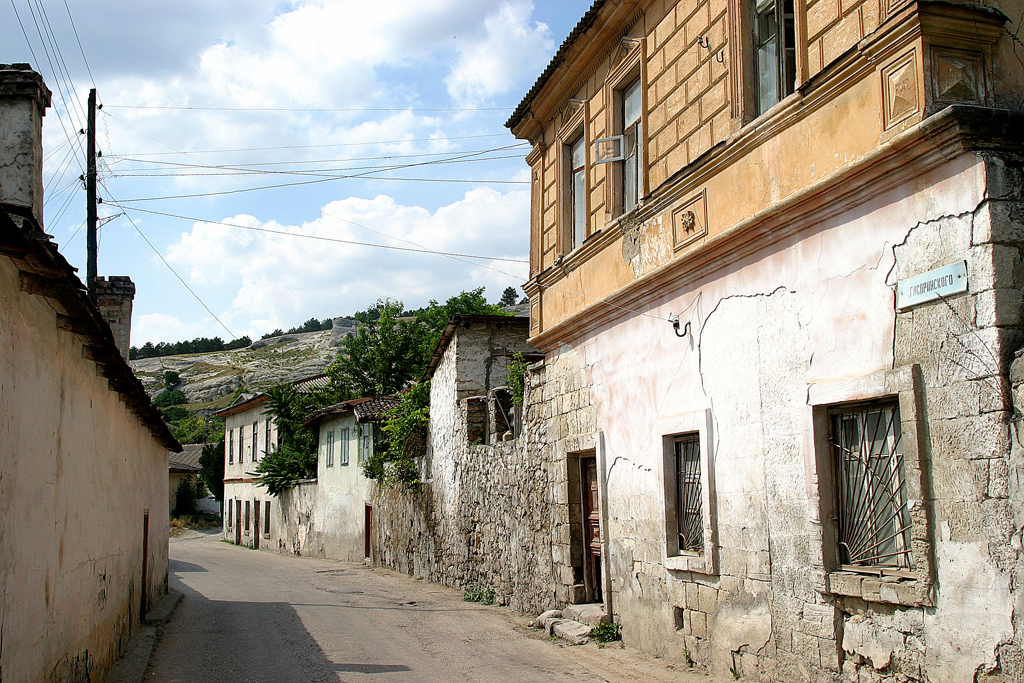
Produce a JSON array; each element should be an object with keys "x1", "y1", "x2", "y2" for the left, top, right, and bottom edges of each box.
[
  {"x1": 104, "y1": 104, "x2": 514, "y2": 113},
  {"x1": 101, "y1": 133, "x2": 513, "y2": 157},
  {"x1": 109, "y1": 154, "x2": 528, "y2": 180},
  {"x1": 61, "y1": 0, "x2": 94, "y2": 86},
  {"x1": 108, "y1": 203, "x2": 529, "y2": 263},
  {"x1": 101, "y1": 183, "x2": 238, "y2": 340}
]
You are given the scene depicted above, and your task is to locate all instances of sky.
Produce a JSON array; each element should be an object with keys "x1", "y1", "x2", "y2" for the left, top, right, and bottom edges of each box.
[{"x1": 1, "y1": 0, "x2": 594, "y2": 346}]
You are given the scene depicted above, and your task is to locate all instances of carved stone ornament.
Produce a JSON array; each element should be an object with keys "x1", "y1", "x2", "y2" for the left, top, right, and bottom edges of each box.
[
  {"x1": 882, "y1": 51, "x2": 919, "y2": 130},
  {"x1": 673, "y1": 191, "x2": 708, "y2": 250},
  {"x1": 678, "y1": 211, "x2": 696, "y2": 235},
  {"x1": 933, "y1": 49, "x2": 982, "y2": 104}
]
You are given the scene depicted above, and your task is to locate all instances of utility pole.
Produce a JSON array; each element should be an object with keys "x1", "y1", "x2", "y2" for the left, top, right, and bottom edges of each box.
[{"x1": 86, "y1": 87, "x2": 97, "y2": 303}]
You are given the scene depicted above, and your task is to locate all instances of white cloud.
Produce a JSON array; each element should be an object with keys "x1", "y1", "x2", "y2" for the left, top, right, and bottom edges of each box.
[
  {"x1": 445, "y1": 1, "x2": 554, "y2": 106},
  {"x1": 162, "y1": 187, "x2": 530, "y2": 341}
]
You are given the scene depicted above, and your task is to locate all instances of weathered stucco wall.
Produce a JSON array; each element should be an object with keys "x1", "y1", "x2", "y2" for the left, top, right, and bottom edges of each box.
[
  {"x1": 262, "y1": 413, "x2": 371, "y2": 562},
  {"x1": 541, "y1": 152, "x2": 1024, "y2": 681},
  {"x1": 0, "y1": 256, "x2": 169, "y2": 683}
]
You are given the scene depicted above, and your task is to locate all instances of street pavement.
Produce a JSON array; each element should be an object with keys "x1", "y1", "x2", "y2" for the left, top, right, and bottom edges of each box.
[{"x1": 147, "y1": 529, "x2": 722, "y2": 683}]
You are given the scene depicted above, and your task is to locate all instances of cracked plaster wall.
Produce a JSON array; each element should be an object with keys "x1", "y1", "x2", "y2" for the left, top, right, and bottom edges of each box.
[{"x1": 543, "y1": 151, "x2": 1024, "y2": 681}]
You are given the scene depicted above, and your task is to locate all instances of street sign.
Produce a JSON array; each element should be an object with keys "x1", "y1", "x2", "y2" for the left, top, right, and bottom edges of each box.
[{"x1": 896, "y1": 261, "x2": 968, "y2": 310}]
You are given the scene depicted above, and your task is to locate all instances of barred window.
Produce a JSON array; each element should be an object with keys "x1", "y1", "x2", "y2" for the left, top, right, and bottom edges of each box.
[
  {"x1": 829, "y1": 400, "x2": 913, "y2": 571},
  {"x1": 674, "y1": 434, "x2": 704, "y2": 554}
]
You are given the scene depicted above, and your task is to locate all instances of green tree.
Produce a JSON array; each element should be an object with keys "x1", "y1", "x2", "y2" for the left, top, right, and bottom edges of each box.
[
  {"x1": 163, "y1": 370, "x2": 180, "y2": 388},
  {"x1": 363, "y1": 381, "x2": 429, "y2": 489},
  {"x1": 499, "y1": 286, "x2": 519, "y2": 307},
  {"x1": 254, "y1": 383, "x2": 329, "y2": 495},
  {"x1": 199, "y1": 439, "x2": 225, "y2": 502}
]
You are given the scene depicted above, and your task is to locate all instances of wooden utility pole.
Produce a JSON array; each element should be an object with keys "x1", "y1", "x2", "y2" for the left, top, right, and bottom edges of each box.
[{"x1": 86, "y1": 87, "x2": 97, "y2": 303}]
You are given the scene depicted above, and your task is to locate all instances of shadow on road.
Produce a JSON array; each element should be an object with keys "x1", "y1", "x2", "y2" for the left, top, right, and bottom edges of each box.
[{"x1": 151, "y1": 568, "x2": 414, "y2": 682}]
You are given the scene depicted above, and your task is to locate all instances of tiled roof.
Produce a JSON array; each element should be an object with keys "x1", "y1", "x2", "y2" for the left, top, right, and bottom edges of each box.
[
  {"x1": 294, "y1": 373, "x2": 330, "y2": 393},
  {"x1": 505, "y1": 1, "x2": 607, "y2": 131},
  {"x1": 212, "y1": 393, "x2": 268, "y2": 418},
  {"x1": 302, "y1": 395, "x2": 400, "y2": 426},
  {"x1": 353, "y1": 396, "x2": 401, "y2": 422},
  {"x1": 169, "y1": 443, "x2": 205, "y2": 472}
]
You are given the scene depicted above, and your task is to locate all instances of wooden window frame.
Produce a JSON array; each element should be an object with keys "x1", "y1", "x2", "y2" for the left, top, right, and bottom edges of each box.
[
  {"x1": 339, "y1": 427, "x2": 350, "y2": 466},
  {"x1": 808, "y1": 365, "x2": 934, "y2": 607},
  {"x1": 556, "y1": 100, "x2": 588, "y2": 256},
  {"x1": 325, "y1": 429, "x2": 335, "y2": 468},
  {"x1": 658, "y1": 409, "x2": 718, "y2": 575},
  {"x1": 598, "y1": 40, "x2": 646, "y2": 218}
]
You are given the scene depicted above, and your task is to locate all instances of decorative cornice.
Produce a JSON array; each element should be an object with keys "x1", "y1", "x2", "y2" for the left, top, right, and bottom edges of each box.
[{"x1": 529, "y1": 106, "x2": 1023, "y2": 351}]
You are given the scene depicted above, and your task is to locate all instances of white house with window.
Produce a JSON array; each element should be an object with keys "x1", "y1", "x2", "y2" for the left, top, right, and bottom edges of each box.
[
  {"x1": 263, "y1": 396, "x2": 399, "y2": 562},
  {"x1": 217, "y1": 392, "x2": 276, "y2": 549}
]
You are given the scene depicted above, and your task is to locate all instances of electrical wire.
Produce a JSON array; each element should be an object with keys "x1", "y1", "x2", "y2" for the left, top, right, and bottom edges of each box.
[
  {"x1": 108, "y1": 204, "x2": 529, "y2": 263},
  {"x1": 104, "y1": 104, "x2": 514, "y2": 113},
  {"x1": 61, "y1": 0, "x2": 94, "y2": 86},
  {"x1": 104, "y1": 133, "x2": 513, "y2": 157},
  {"x1": 100, "y1": 181, "x2": 238, "y2": 340}
]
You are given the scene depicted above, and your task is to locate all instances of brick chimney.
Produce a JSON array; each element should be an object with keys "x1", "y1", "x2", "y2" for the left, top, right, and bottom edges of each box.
[
  {"x1": 94, "y1": 276, "x2": 136, "y2": 360},
  {"x1": 0, "y1": 64, "x2": 51, "y2": 226}
]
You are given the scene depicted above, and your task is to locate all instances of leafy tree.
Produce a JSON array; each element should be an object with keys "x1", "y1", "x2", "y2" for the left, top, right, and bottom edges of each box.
[
  {"x1": 499, "y1": 286, "x2": 519, "y2": 307},
  {"x1": 261, "y1": 328, "x2": 285, "y2": 340},
  {"x1": 254, "y1": 383, "x2": 330, "y2": 495},
  {"x1": 173, "y1": 476, "x2": 199, "y2": 515},
  {"x1": 163, "y1": 370, "x2": 180, "y2": 388},
  {"x1": 326, "y1": 299, "x2": 426, "y2": 398},
  {"x1": 153, "y1": 389, "x2": 187, "y2": 407},
  {"x1": 199, "y1": 438, "x2": 225, "y2": 502},
  {"x1": 363, "y1": 381, "x2": 429, "y2": 489},
  {"x1": 171, "y1": 415, "x2": 224, "y2": 445},
  {"x1": 224, "y1": 335, "x2": 252, "y2": 350}
]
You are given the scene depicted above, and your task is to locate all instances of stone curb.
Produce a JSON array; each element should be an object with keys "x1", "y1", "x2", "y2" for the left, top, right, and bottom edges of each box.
[{"x1": 106, "y1": 589, "x2": 182, "y2": 683}]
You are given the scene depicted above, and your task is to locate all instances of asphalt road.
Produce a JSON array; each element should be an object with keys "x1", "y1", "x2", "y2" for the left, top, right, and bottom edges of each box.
[{"x1": 148, "y1": 530, "x2": 720, "y2": 683}]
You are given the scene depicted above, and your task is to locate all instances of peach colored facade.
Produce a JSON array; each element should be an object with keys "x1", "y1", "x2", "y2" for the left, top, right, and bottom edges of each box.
[
  {"x1": 1, "y1": 65, "x2": 178, "y2": 683},
  {"x1": 509, "y1": 2, "x2": 1024, "y2": 681}
]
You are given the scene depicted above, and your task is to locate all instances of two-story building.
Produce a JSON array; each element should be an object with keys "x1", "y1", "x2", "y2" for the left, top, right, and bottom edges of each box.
[
  {"x1": 219, "y1": 392, "x2": 276, "y2": 547},
  {"x1": 507, "y1": 1, "x2": 1024, "y2": 681}
]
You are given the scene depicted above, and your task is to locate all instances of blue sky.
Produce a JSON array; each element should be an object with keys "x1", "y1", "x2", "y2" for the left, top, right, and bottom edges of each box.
[{"x1": 2, "y1": 1, "x2": 593, "y2": 345}]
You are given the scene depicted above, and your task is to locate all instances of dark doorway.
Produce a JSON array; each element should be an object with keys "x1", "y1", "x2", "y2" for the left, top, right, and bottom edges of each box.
[
  {"x1": 235, "y1": 500, "x2": 242, "y2": 545},
  {"x1": 141, "y1": 509, "x2": 150, "y2": 617},
  {"x1": 364, "y1": 504, "x2": 373, "y2": 560},
  {"x1": 253, "y1": 499, "x2": 261, "y2": 550}
]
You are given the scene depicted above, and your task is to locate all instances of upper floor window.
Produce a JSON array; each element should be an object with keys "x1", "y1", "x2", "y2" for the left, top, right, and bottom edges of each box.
[
  {"x1": 238, "y1": 426, "x2": 244, "y2": 462},
  {"x1": 251, "y1": 422, "x2": 258, "y2": 461},
  {"x1": 751, "y1": 0, "x2": 796, "y2": 115},
  {"x1": 339, "y1": 427, "x2": 350, "y2": 466},
  {"x1": 358, "y1": 423, "x2": 372, "y2": 464},
  {"x1": 265, "y1": 419, "x2": 273, "y2": 454},
  {"x1": 621, "y1": 79, "x2": 642, "y2": 213},
  {"x1": 228, "y1": 429, "x2": 234, "y2": 464},
  {"x1": 325, "y1": 429, "x2": 335, "y2": 467},
  {"x1": 569, "y1": 135, "x2": 587, "y2": 249}
]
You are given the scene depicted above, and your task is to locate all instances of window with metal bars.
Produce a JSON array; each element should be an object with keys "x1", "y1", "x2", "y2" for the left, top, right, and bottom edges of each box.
[
  {"x1": 674, "y1": 434, "x2": 704, "y2": 554},
  {"x1": 829, "y1": 400, "x2": 914, "y2": 572}
]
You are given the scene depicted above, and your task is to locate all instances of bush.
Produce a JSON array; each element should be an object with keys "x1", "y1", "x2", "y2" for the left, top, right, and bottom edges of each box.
[
  {"x1": 463, "y1": 586, "x2": 496, "y2": 605},
  {"x1": 163, "y1": 370, "x2": 180, "y2": 388},
  {"x1": 505, "y1": 352, "x2": 528, "y2": 405},
  {"x1": 153, "y1": 389, "x2": 187, "y2": 407},
  {"x1": 174, "y1": 475, "x2": 200, "y2": 515},
  {"x1": 590, "y1": 622, "x2": 621, "y2": 642},
  {"x1": 256, "y1": 443, "x2": 316, "y2": 496}
]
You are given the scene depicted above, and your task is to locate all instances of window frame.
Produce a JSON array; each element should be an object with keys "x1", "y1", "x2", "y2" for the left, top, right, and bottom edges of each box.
[
  {"x1": 325, "y1": 429, "x2": 335, "y2": 468},
  {"x1": 556, "y1": 100, "x2": 587, "y2": 256},
  {"x1": 263, "y1": 500, "x2": 271, "y2": 536},
  {"x1": 358, "y1": 423, "x2": 372, "y2": 464},
  {"x1": 595, "y1": 40, "x2": 646, "y2": 218},
  {"x1": 265, "y1": 418, "x2": 273, "y2": 455},
  {"x1": 228, "y1": 429, "x2": 234, "y2": 464},
  {"x1": 808, "y1": 365, "x2": 934, "y2": 607},
  {"x1": 568, "y1": 134, "x2": 587, "y2": 250},
  {"x1": 339, "y1": 427, "x2": 350, "y2": 466},
  {"x1": 252, "y1": 422, "x2": 259, "y2": 462},
  {"x1": 658, "y1": 409, "x2": 717, "y2": 575}
]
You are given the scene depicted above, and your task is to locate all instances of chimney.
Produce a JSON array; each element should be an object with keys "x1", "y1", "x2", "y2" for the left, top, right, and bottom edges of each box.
[
  {"x1": 0, "y1": 64, "x2": 51, "y2": 226},
  {"x1": 94, "y1": 276, "x2": 136, "y2": 360}
]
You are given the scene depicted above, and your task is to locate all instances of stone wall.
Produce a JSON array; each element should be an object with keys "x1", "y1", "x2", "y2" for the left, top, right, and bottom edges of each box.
[{"x1": 372, "y1": 319, "x2": 596, "y2": 614}]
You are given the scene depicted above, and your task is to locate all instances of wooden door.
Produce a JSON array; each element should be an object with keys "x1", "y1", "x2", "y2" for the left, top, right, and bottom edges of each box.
[
  {"x1": 253, "y1": 499, "x2": 261, "y2": 549},
  {"x1": 235, "y1": 500, "x2": 242, "y2": 544},
  {"x1": 581, "y1": 456, "x2": 602, "y2": 602}
]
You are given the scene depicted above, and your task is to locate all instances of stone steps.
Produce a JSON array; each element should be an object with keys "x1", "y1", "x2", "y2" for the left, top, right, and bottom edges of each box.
[{"x1": 532, "y1": 603, "x2": 611, "y2": 645}]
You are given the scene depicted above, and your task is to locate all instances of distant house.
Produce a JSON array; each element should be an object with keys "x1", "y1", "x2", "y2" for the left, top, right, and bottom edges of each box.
[
  {"x1": 217, "y1": 392, "x2": 275, "y2": 547},
  {"x1": 278, "y1": 396, "x2": 400, "y2": 561},
  {"x1": 169, "y1": 443, "x2": 204, "y2": 515},
  {"x1": 0, "y1": 65, "x2": 179, "y2": 683},
  {"x1": 218, "y1": 373, "x2": 331, "y2": 548}
]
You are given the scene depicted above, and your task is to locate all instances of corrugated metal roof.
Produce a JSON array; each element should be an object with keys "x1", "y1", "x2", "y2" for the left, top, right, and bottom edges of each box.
[{"x1": 169, "y1": 443, "x2": 205, "y2": 472}]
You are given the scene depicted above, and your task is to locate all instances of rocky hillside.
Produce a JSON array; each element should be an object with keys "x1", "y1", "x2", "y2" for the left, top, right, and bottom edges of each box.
[{"x1": 131, "y1": 318, "x2": 357, "y2": 404}]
